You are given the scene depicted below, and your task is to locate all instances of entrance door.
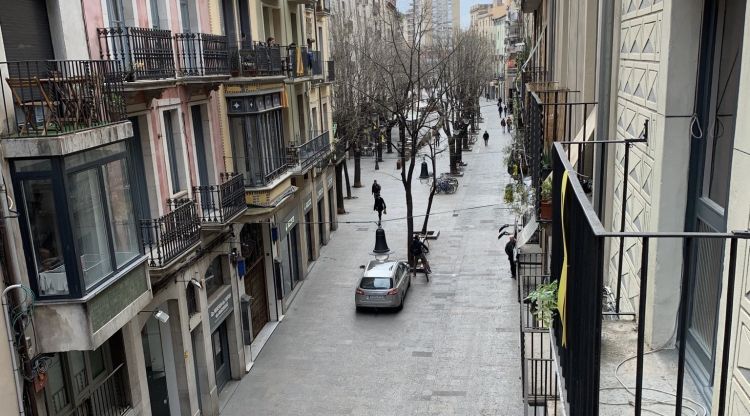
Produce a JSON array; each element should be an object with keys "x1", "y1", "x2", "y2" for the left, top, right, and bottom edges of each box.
[
  {"x1": 245, "y1": 258, "x2": 269, "y2": 338},
  {"x1": 328, "y1": 188, "x2": 335, "y2": 230},
  {"x1": 685, "y1": 0, "x2": 745, "y2": 402},
  {"x1": 141, "y1": 317, "x2": 176, "y2": 416},
  {"x1": 128, "y1": 117, "x2": 151, "y2": 220},
  {"x1": 288, "y1": 225, "x2": 300, "y2": 286},
  {"x1": 212, "y1": 323, "x2": 231, "y2": 391},
  {"x1": 305, "y1": 210, "x2": 314, "y2": 263},
  {"x1": 318, "y1": 199, "x2": 325, "y2": 245}
]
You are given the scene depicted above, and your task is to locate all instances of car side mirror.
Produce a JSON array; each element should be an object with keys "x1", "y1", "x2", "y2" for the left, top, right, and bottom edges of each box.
[{"x1": 359, "y1": 264, "x2": 365, "y2": 269}]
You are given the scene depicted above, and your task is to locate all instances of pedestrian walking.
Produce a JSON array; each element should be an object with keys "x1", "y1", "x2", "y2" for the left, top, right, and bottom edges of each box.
[
  {"x1": 507, "y1": 118, "x2": 513, "y2": 132},
  {"x1": 410, "y1": 235, "x2": 431, "y2": 279},
  {"x1": 483, "y1": 130, "x2": 489, "y2": 146},
  {"x1": 498, "y1": 104, "x2": 503, "y2": 117},
  {"x1": 498, "y1": 225, "x2": 516, "y2": 279},
  {"x1": 371, "y1": 179, "x2": 381, "y2": 198},
  {"x1": 503, "y1": 104, "x2": 508, "y2": 117},
  {"x1": 374, "y1": 195, "x2": 386, "y2": 225},
  {"x1": 501, "y1": 118, "x2": 506, "y2": 132}
]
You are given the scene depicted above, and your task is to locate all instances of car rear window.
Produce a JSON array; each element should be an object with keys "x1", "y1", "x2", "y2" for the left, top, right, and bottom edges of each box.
[{"x1": 359, "y1": 277, "x2": 392, "y2": 289}]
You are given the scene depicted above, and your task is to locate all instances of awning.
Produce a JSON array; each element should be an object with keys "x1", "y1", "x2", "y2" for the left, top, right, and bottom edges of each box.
[{"x1": 517, "y1": 214, "x2": 539, "y2": 248}]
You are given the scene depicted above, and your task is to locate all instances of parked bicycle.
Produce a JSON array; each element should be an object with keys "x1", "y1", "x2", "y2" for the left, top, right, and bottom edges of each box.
[{"x1": 432, "y1": 174, "x2": 458, "y2": 194}]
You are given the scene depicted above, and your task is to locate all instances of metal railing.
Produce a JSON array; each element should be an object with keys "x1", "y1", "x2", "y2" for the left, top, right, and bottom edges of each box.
[
  {"x1": 193, "y1": 172, "x2": 246, "y2": 224},
  {"x1": 97, "y1": 26, "x2": 175, "y2": 80},
  {"x1": 548, "y1": 141, "x2": 750, "y2": 415},
  {"x1": 290, "y1": 130, "x2": 331, "y2": 170},
  {"x1": 231, "y1": 42, "x2": 284, "y2": 77},
  {"x1": 283, "y1": 46, "x2": 320, "y2": 78},
  {"x1": 526, "y1": 89, "x2": 596, "y2": 215},
  {"x1": 140, "y1": 199, "x2": 200, "y2": 268},
  {"x1": 174, "y1": 33, "x2": 230, "y2": 76},
  {"x1": 70, "y1": 363, "x2": 130, "y2": 416},
  {"x1": 0, "y1": 60, "x2": 126, "y2": 138}
]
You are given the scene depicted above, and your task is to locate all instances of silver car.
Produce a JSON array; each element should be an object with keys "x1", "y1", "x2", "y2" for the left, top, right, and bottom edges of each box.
[{"x1": 355, "y1": 260, "x2": 411, "y2": 311}]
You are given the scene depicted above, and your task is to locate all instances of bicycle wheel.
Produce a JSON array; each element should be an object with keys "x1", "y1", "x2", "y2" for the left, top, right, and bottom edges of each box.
[{"x1": 448, "y1": 183, "x2": 458, "y2": 194}]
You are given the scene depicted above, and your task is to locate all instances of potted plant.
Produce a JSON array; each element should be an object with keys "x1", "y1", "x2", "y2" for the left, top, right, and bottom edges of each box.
[
  {"x1": 539, "y1": 175, "x2": 552, "y2": 220},
  {"x1": 504, "y1": 183, "x2": 514, "y2": 204},
  {"x1": 524, "y1": 280, "x2": 558, "y2": 327}
]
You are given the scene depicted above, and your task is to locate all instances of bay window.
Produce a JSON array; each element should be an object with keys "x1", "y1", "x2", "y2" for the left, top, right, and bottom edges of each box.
[{"x1": 12, "y1": 141, "x2": 144, "y2": 299}]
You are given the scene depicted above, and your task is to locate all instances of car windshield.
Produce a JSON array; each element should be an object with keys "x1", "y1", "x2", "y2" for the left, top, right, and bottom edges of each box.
[{"x1": 359, "y1": 277, "x2": 392, "y2": 289}]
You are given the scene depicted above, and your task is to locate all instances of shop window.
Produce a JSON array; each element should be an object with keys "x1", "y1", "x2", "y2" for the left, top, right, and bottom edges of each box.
[
  {"x1": 13, "y1": 142, "x2": 143, "y2": 299},
  {"x1": 205, "y1": 256, "x2": 226, "y2": 297}
]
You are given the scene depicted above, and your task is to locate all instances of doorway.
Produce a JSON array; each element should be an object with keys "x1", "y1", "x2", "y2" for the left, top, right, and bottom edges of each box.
[
  {"x1": 318, "y1": 198, "x2": 326, "y2": 245},
  {"x1": 141, "y1": 314, "x2": 179, "y2": 416},
  {"x1": 305, "y1": 210, "x2": 314, "y2": 263},
  {"x1": 211, "y1": 322, "x2": 231, "y2": 392},
  {"x1": 241, "y1": 224, "x2": 269, "y2": 338},
  {"x1": 685, "y1": 0, "x2": 745, "y2": 403}
]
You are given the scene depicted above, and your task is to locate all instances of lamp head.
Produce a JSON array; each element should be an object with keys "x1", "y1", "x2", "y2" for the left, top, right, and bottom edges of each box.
[{"x1": 153, "y1": 310, "x2": 170, "y2": 323}]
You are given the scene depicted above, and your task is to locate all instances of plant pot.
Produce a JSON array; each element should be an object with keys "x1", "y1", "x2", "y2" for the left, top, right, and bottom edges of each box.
[{"x1": 540, "y1": 200, "x2": 552, "y2": 220}]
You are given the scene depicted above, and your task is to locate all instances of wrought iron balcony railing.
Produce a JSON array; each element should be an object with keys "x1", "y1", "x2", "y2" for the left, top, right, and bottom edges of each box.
[
  {"x1": 72, "y1": 363, "x2": 131, "y2": 416},
  {"x1": 231, "y1": 42, "x2": 284, "y2": 77},
  {"x1": 140, "y1": 198, "x2": 200, "y2": 268},
  {"x1": 174, "y1": 33, "x2": 230, "y2": 76},
  {"x1": 289, "y1": 130, "x2": 331, "y2": 170},
  {"x1": 97, "y1": 26, "x2": 176, "y2": 81},
  {"x1": 283, "y1": 46, "x2": 321, "y2": 78},
  {"x1": 543, "y1": 141, "x2": 750, "y2": 415},
  {"x1": 193, "y1": 172, "x2": 246, "y2": 224},
  {"x1": 0, "y1": 60, "x2": 126, "y2": 138}
]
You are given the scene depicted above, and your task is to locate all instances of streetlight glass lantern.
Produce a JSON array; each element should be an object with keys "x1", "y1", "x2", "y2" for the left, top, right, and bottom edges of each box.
[{"x1": 372, "y1": 227, "x2": 392, "y2": 261}]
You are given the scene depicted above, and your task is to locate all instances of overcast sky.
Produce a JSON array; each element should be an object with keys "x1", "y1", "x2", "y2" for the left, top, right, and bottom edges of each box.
[{"x1": 395, "y1": 0, "x2": 484, "y2": 29}]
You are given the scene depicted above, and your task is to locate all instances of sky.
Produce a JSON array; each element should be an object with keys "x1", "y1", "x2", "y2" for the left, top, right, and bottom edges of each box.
[{"x1": 395, "y1": 0, "x2": 487, "y2": 29}]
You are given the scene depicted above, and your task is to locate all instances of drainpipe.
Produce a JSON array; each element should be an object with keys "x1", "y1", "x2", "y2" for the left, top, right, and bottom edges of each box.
[
  {"x1": 2, "y1": 284, "x2": 24, "y2": 416},
  {"x1": 593, "y1": 0, "x2": 615, "y2": 217},
  {"x1": 1, "y1": 177, "x2": 34, "y2": 415}
]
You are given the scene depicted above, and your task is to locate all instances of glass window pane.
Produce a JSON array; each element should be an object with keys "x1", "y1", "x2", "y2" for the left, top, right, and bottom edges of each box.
[
  {"x1": 65, "y1": 143, "x2": 127, "y2": 171},
  {"x1": 68, "y1": 351, "x2": 88, "y2": 397},
  {"x1": 14, "y1": 159, "x2": 51, "y2": 172},
  {"x1": 205, "y1": 256, "x2": 224, "y2": 297},
  {"x1": 212, "y1": 330, "x2": 224, "y2": 371},
  {"x1": 45, "y1": 354, "x2": 69, "y2": 413},
  {"x1": 68, "y1": 169, "x2": 113, "y2": 289},
  {"x1": 22, "y1": 179, "x2": 68, "y2": 296},
  {"x1": 103, "y1": 159, "x2": 140, "y2": 267},
  {"x1": 89, "y1": 346, "x2": 106, "y2": 379}
]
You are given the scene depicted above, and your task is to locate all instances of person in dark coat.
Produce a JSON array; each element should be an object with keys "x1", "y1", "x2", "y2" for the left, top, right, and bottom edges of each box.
[
  {"x1": 483, "y1": 130, "x2": 489, "y2": 146},
  {"x1": 410, "y1": 235, "x2": 431, "y2": 279},
  {"x1": 498, "y1": 225, "x2": 516, "y2": 278},
  {"x1": 501, "y1": 118, "x2": 506, "y2": 132},
  {"x1": 374, "y1": 195, "x2": 386, "y2": 224},
  {"x1": 372, "y1": 180, "x2": 381, "y2": 198}
]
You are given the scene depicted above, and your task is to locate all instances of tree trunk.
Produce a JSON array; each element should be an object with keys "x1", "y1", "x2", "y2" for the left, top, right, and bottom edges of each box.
[
  {"x1": 448, "y1": 136, "x2": 458, "y2": 175},
  {"x1": 343, "y1": 159, "x2": 352, "y2": 198},
  {"x1": 421, "y1": 153, "x2": 438, "y2": 233},
  {"x1": 353, "y1": 144, "x2": 363, "y2": 188},
  {"x1": 386, "y1": 124, "x2": 393, "y2": 153},
  {"x1": 377, "y1": 138, "x2": 383, "y2": 162},
  {"x1": 335, "y1": 162, "x2": 346, "y2": 214}
]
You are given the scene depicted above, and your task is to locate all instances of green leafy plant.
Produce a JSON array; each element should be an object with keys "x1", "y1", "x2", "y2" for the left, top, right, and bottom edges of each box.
[
  {"x1": 504, "y1": 184, "x2": 514, "y2": 204},
  {"x1": 541, "y1": 151, "x2": 551, "y2": 169},
  {"x1": 540, "y1": 175, "x2": 552, "y2": 202},
  {"x1": 525, "y1": 280, "x2": 559, "y2": 327}
]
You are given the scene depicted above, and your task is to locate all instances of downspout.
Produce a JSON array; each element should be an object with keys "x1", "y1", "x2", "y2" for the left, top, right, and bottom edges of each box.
[
  {"x1": 594, "y1": 0, "x2": 615, "y2": 217},
  {"x1": 1, "y1": 177, "x2": 31, "y2": 415}
]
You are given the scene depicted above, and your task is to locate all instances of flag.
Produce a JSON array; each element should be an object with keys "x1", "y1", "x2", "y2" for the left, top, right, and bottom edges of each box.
[{"x1": 558, "y1": 171, "x2": 569, "y2": 346}]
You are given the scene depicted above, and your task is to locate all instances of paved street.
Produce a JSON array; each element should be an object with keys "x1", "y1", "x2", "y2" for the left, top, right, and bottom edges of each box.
[{"x1": 221, "y1": 99, "x2": 522, "y2": 415}]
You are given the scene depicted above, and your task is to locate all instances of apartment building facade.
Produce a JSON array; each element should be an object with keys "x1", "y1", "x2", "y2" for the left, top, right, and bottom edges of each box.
[
  {"x1": 511, "y1": 0, "x2": 750, "y2": 415},
  {"x1": 0, "y1": 0, "x2": 336, "y2": 415}
]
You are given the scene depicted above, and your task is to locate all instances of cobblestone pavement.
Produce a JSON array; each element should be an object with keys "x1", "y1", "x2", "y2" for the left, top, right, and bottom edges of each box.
[{"x1": 221, "y1": 98, "x2": 522, "y2": 415}]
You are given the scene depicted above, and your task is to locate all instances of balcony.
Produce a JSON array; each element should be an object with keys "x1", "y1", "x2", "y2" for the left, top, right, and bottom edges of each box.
[
  {"x1": 230, "y1": 42, "x2": 284, "y2": 77},
  {"x1": 284, "y1": 46, "x2": 322, "y2": 78},
  {"x1": 289, "y1": 130, "x2": 331, "y2": 172},
  {"x1": 72, "y1": 363, "x2": 131, "y2": 416},
  {"x1": 317, "y1": 0, "x2": 331, "y2": 14},
  {"x1": 97, "y1": 26, "x2": 176, "y2": 81},
  {"x1": 140, "y1": 198, "x2": 201, "y2": 269},
  {"x1": 0, "y1": 60, "x2": 127, "y2": 141},
  {"x1": 193, "y1": 172, "x2": 247, "y2": 227},
  {"x1": 174, "y1": 33, "x2": 230, "y2": 76},
  {"x1": 527, "y1": 143, "x2": 750, "y2": 415}
]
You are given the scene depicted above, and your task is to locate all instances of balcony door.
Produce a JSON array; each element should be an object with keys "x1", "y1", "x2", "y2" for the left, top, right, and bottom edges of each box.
[{"x1": 685, "y1": 0, "x2": 745, "y2": 403}]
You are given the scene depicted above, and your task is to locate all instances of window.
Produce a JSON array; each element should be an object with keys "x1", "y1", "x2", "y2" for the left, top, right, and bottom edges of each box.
[
  {"x1": 230, "y1": 108, "x2": 287, "y2": 186},
  {"x1": 13, "y1": 142, "x2": 142, "y2": 298},
  {"x1": 359, "y1": 277, "x2": 392, "y2": 289},
  {"x1": 205, "y1": 256, "x2": 226, "y2": 297},
  {"x1": 164, "y1": 110, "x2": 187, "y2": 194}
]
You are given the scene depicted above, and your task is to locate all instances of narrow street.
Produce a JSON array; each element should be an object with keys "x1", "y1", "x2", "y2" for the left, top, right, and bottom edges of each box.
[{"x1": 221, "y1": 99, "x2": 522, "y2": 415}]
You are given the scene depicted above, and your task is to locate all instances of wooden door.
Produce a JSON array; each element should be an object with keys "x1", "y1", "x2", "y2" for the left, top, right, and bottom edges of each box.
[{"x1": 244, "y1": 258, "x2": 269, "y2": 339}]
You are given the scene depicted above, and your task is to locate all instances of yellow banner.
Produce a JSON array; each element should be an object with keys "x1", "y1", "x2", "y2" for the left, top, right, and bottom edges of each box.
[
  {"x1": 296, "y1": 47, "x2": 304, "y2": 76},
  {"x1": 558, "y1": 171, "x2": 569, "y2": 346}
]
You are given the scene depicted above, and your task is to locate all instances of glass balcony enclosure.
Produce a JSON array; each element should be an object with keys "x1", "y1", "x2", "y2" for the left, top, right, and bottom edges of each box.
[{"x1": 12, "y1": 141, "x2": 143, "y2": 299}]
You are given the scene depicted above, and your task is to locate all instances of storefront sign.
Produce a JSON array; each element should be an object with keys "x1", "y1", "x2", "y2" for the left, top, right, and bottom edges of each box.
[
  {"x1": 285, "y1": 215, "x2": 296, "y2": 233},
  {"x1": 304, "y1": 196, "x2": 312, "y2": 212},
  {"x1": 208, "y1": 289, "x2": 233, "y2": 331},
  {"x1": 225, "y1": 83, "x2": 282, "y2": 94},
  {"x1": 327, "y1": 176, "x2": 334, "y2": 188},
  {"x1": 317, "y1": 187, "x2": 324, "y2": 199}
]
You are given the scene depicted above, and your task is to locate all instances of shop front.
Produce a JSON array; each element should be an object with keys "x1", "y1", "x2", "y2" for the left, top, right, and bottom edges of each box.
[
  {"x1": 317, "y1": 182, "x2": 326, "y2": 245},
  {"x1": 304, "y1": 194, "x2": 314, "y2": 264},
  {"x1": 277, "y1": 210, "x2": 301, "y2": 300},
  {"x1": 240, "y1": 223, "x2": 270, "y2": 339},
  {"x1": 327, "y1": 175, "x2": 336, "y2": 231},
  {"x1": 208, "y1": 288, "x2": 233, "y2": 392}
]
